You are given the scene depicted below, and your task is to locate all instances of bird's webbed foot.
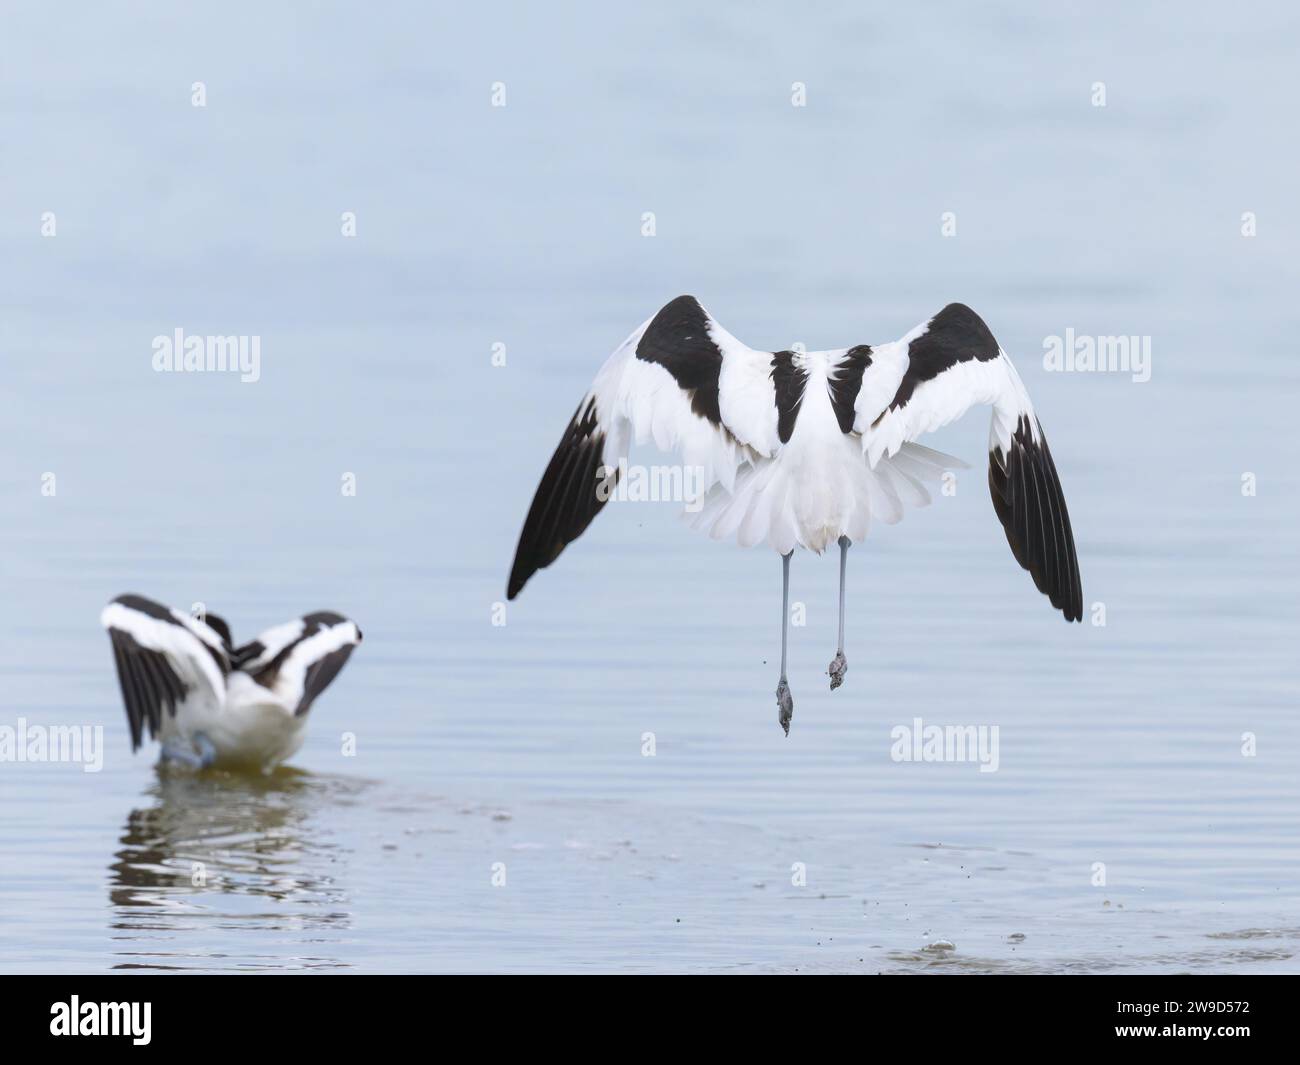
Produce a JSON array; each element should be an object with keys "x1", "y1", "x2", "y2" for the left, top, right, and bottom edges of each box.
[
  {"x1": 776, "y1": 678, "x2": 794, "y2": 735},
  {"x1": 828, "y1": 651, "x2": 847, "y2": 691}
]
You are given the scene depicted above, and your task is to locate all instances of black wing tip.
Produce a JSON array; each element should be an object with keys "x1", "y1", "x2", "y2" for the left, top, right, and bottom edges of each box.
[
  {"x1": 989, "y1": 417, "x2": 1082, "y2": 623},
  {"x1": 506, "y1": 540, "x2": 536, "y2": 602},
  {"x1": 508, "y1": 398, "x2": 611, "y2": 605},
  {"x1": 1053, "y1": 583, "x2": 1084, "y2": 623},
  {"x1": 107, "y1": 624, "x2": 186, "y2": 753}
]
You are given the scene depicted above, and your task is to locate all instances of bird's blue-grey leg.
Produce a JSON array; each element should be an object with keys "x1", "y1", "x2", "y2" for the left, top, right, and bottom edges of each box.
[
  {"x1": 828, "y1": 536, "x2": 850, "y2": 690},
  {"x1": 159, "y1": 740, "x2": 201, "y2": 768},
  {"x1": 159, "y1": 733, "x2": 217, "y2": 770},
  {"x1": 777, "y1": 550, "x2": 794, "y2": 735},
  {"x1": 193, "y1": 732, "x2": 217, "y2": 769}
]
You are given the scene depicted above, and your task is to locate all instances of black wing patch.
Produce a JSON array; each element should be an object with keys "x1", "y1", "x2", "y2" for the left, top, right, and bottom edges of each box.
[
  {"x1": 112, "y1": 593, "x2": 230, "y2": 677},
  {"x1": 888, "y1": 303, "x2": 1000, "y2": 412},
  {"x1": 202, "y1": 613, "x2": 233, "y2": 652},
  {"x1": 106, "y1": 628, "x2": 188, "y2": 751},
  {"x1": 635, "y1": 294, "x2": 724, "y2": 425},
  {"x1": 507, "y1": 397, "x2": 612, "y2": 600},
  {"x1": 769, "y1": 351, "x2": 808, "y2": 444},
  {"x1": 296, "y1": 644, "x2": 357, "y2": 718},
  {"x1": 230, "y1": 639, "x2": 264, "y2": 670},
  {"x1": 240, "y1": 611, "x2": 359, "y2": 715},
  {"x1": 988, "y1": 416, "x2": 1083, "y2": 622},
  {"x1": 828, "y1": 345, "x2": 872, "y2": 433}
]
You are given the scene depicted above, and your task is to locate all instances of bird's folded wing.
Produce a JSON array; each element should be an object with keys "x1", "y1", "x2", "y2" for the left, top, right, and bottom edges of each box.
[
  {"x1": 507, "y1": 295, "x2": 779, "y2": 599},
  {"x1": 236, "y1": 612, "x2": 362, "y2": 717},
  {"x1": 854, "y1": 304, "x2": 1083, "y2": 621},
  {"x1": 100, "y1": 594, "x2": 231, "y2": 750}
]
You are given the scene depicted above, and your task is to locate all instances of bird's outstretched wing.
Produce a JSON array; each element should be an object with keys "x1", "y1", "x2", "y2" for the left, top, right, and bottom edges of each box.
[
  {"x1": 100, "y1": 594, "x2": 231, "y2": 750},
  {"x1": 234, "y1": 612, "x2": 363, "y2": 717},
  {"x1": 507, "y1": 295, "x2": 780, "y2": 599},
  {"x1": 853, "y1": 303, "x2": 1083, "y2": 621}
]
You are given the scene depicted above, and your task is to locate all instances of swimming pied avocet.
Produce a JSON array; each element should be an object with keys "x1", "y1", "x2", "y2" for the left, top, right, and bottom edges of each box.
[{"x1": 101, "y1": 594, "x2": 362, "y2": 770}]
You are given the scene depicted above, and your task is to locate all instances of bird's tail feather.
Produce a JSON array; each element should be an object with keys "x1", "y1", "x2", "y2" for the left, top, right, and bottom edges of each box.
[{"x1": 687, "y1": 442, "x2": 963, "y2": 553}]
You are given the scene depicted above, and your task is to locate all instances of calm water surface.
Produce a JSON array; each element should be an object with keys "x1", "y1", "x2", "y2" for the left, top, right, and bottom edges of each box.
[{"x1": 2, "y1": 3, "x2": 1298, "y2": 972}]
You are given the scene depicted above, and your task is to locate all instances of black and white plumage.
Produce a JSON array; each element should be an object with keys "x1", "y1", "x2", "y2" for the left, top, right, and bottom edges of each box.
[
  {"x1": 101, "y1": 594, "x2": 363, "y2": 770},
  {"x1": 508, "y1": 296, "x2": 1082, "y2": 732}
]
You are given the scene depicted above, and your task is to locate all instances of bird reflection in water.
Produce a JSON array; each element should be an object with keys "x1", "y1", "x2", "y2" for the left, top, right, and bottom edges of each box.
[{"x1": 107, "y1": 766, "x2": 371, "y2": 971}]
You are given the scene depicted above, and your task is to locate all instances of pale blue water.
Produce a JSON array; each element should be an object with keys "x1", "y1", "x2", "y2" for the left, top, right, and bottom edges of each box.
[{"x1": 2, "y1": 2, "x2": 1299, "y2": 973}]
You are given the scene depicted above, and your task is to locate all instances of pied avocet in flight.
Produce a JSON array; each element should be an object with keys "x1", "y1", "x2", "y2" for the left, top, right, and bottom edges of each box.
[
  {"x1": 101, "y1": 594, "x2": 363, "y2": 770},
  {"x1": 507, "y1": 296, "x2": 1082, "y2": 734}
]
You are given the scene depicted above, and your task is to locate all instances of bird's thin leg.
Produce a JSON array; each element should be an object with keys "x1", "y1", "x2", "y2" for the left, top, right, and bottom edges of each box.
[
  {"x1": 159, "y1": 740, "x2": 201, "y2": 769},
  {"x1": 194, "y1": 732, "x2": 217, "y2": 769},
  {"x1": 776, "y1": 551, "x2": 794, "y2": 735},
  {"x1": 828, "y1": 536, "x2": 850, "y2": 691},
  {"x1": 159, "y1": 733, "x2": 216, "y2": 770}
]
